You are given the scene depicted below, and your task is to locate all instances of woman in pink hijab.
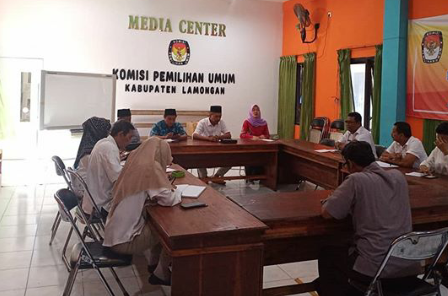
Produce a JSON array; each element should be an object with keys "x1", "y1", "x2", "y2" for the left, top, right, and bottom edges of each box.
[
  {"x1": 240, "y1": 105, "x2": 270, "y2": 181},
  {"x1": 240, "y1": 104, "x2": 270, "y2": 139}
]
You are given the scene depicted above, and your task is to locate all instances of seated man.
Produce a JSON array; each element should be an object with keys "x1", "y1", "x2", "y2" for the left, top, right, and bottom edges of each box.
[
  {"x1": 335, "y1": 112, "x2": 377, "y2": 158},
  {"x1": 150, "y1": 108, "x2": 187, "y2": 141},
  {"x1": 380, "y1": 122, "x2": 427, "y2": 168},
  {"x1": 193, "y1": 105, "x2": 231, "y2": 184},
  {"x1": 117, "y1": 108, "x2": 140, "y2": 145},
  {"x1": 420, "y1": 121, "x2": 448, "y2": 175},
  {"x1": 317, "y1": 141, "x2": 420, "y2": 296},
  {"x1": 82, "y1": 120, "x2": 135, "y2": 216}
]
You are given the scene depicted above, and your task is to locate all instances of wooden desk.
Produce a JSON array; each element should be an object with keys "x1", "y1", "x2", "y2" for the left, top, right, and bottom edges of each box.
[
  {"x1": 169, "y1": 139, "x2": 279, "y2": 190},
  {"x1": 278, "y1": 139, "x2": 344, "y2": 189},
  {"x1": 147, "y1": 165, "x2": 268, "y2": 296},
  {"x1": 228, "y1": 186, "x2": 448, "y2": 295}
]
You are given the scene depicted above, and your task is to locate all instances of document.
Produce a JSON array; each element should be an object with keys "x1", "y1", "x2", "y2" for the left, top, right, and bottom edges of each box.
[
  {"x1": 375, "y1": 161, "x2": 399, "y2": 168},
  {"x1": 261, "y1": 139, "x2": 275, "y2": 142},
  {"x1": 405, "y1": 172, "x2": 426, "y2": 178},
  {"x1": 166, "y1": 167, "x2": 176, "y2": 173},
  {"x1": 176, "y1": 184, "x2": 206, "y2": 198},
  {"x1": 315, "y1": 149, "x2": 337, "y2": 153}
]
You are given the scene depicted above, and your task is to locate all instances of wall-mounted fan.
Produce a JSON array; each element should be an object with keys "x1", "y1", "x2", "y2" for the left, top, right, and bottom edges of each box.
[{"x1": 294, "y1": 3, "x2": 320, "y2": 43}]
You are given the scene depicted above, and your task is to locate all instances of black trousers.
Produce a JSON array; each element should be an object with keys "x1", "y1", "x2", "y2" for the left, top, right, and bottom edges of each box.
[
  {"x1": 245, "y1": 166, "x2": 264, "y2": 177},
  {"x1": 316, "y1": 245, "x2": 372, "y2": 296}
]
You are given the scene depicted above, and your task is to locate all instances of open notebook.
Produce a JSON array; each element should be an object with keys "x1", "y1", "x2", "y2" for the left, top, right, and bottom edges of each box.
[{"x1": 176, "y1": 184, "x2": 206, "y2": 198}]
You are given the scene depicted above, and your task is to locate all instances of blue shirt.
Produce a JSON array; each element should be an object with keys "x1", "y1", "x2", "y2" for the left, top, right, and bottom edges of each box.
[{"x1": 150, "y1": 120, "x2": 186, "y2": 137}]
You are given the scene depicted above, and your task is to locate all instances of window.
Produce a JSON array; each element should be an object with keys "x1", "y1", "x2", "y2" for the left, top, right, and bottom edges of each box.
[
  {"x1": 295, "y1": 63, "x2": 304, "y2": 125},
  {"x1": 350, "y1": 58, "x2": 374, "y2": 129}
]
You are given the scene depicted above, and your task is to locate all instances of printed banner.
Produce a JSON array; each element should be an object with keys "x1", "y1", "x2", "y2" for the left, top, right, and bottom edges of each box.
[{"x1": 407, "y1": 14, "x2": 448, "y2": 120}]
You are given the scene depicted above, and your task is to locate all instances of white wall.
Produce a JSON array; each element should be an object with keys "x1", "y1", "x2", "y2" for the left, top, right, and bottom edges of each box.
[{"x1": 0, "y1": 0, "x2": 282, "y2": 141}]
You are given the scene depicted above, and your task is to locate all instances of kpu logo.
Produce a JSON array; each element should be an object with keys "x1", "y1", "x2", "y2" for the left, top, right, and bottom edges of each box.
[{"x1": 168, "y1": 39, "x2": 190, "y2": 66}]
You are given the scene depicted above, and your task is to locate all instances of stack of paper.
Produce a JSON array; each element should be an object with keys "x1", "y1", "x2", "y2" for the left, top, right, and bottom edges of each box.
[
  {"x1": 375, "y1": 161, "x2": 399, "y2": 168},
  {"x1": 166, "y1": 167, "x2": 176, "y2": 173},
  {"x1": 176, "y1": 184, "x2": 206, "y2": 198},
  {"x1": 315, "y1": 149, "x2": 337, "y2": 153},
  {"x1": 405, "y1": 172, "x2": 426, "y2": 178}
]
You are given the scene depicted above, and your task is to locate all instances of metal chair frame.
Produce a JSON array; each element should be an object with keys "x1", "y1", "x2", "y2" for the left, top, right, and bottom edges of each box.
[
  {"x1": 364, "y1": 228, "x2": 448, "y2": 296},
  {"x1": 50, "y1": 156, "x2": 74, "y2": 246},
  {"x1": 54, "y1": 189, "x2": 130, "y2": 296}
]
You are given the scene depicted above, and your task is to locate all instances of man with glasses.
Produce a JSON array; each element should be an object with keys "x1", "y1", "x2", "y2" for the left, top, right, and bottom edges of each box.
[
  {"x1": 335, "y1": 112, "x2": 377, "y2": 158},
  {"x1": 316, "y1": 141, "x2": 420, "y2": 296}
]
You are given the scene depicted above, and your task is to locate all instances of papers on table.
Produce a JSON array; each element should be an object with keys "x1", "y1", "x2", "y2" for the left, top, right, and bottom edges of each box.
[
  {"x1": 261, "y1": 139, "x2": 275, "y2": 142},
  {"x1": 375, "y1": 161, "x2": 399, "y2": 168},
  {"x1": 165, "y1": 139, "x2": 175, "y2": 143},
  {"x1": 176, "y1": 184, "x2": 206, "y2": 198},
  {"x1": 166, "y1": 167, "x2": 176, "y2": 173},
  {"x1": 315, "y1": 149, "x2": 337, "y2": 153},
  {"x1": 405, "y1": 172, "x2": 426, "y2": 178}
]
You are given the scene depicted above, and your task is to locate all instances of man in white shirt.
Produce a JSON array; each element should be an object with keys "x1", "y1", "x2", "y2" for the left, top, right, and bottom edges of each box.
[
  {"x1": 82, "y1": 120, "x2": 135, "y2": 216},
  {"x1": 380, "y1": 122, "x2": 427, "y2": 168},
  {"x1": 193, "y1": 105, "x2": 232, "y2": 183},
  {"x1": 336, "y1": 112, "x2": 377, "y2": 158},
  {"x1": 420, "y1": 121, "x2": 448, "y2": 175}
]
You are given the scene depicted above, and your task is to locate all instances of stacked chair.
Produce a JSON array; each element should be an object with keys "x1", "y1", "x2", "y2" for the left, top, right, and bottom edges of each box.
[{"x1": 51, "y1": 156, "x2": 132, "y2": 295}]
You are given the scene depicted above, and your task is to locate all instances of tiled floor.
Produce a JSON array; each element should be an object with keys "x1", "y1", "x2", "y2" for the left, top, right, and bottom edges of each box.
[{"x1": 0, "y1": 162, "x2": 447, "y2": 295}]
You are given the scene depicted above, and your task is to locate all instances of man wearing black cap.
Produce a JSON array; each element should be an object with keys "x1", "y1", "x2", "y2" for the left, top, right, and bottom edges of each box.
[
  {"x1": 117, "y1": 109, "x2": 140, "y2": 145},
  {"x1": 150, "y1": 109, "x2": 187, "y2": 141},
  {"x1": 193, "y1": 105, "x2": 232, "y2": 183}
]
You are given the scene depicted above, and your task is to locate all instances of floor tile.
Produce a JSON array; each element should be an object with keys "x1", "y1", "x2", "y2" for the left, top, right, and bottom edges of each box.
[
  {"x1": 137, "y1": 276, "x2": 165, "y2": 295},
  {"x1": 31, "y1": 248, "x2": 65, "y2": 267},
  {"x1": 0, "y1": 225, "x2": 37, "y2": 238},
  {"x1": 81, "y1": 266, "x2": 136, "y2": 282},
  {"x1": 0, "y1": 237, "x2": 35, "y2": 253},
  {"x1": 25, "y1": 284, "x2": 83, "y2": 296},
  {"x1": 82, "y1": 276, "x2": 140, "y2": 296},
  {"x1": 27, "y1": 265, "x2": 75, "y2": 288},
  {"x1": 0, "y1": 215, "x2": 40, "y2": 226},
  {"x1": 278, "y1": 260, "x2": 319, "y2": 279},
  {"x1": 0, "y1": 269, "x2": 29, "y2": 292},
  {"x1": 0, "y1": 251, "x2": 33, "y2": 270},
  {"x1": 263, "y1": 265, "x2": 291, "y2": 282},
  {"x1": 0, "y1": 290, "x2": 25, "y2": 296}
]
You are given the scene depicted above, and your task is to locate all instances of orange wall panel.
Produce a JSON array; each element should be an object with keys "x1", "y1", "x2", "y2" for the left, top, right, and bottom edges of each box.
[{"x1": 283, "y1": 0, "x2": 384, "y2": 128}]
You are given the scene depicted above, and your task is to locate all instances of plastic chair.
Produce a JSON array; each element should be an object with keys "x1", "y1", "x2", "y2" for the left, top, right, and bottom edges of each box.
[
  {"x1": 350, "y1": 227, "x2": 448, "y2": 296},
  {"x1": 54, "y1": 189, "x2": 132, "y2": 296},
  {"x1": 330, "y1": 119, "x2": 344, "y2": 142},
  {"x1": 308, "y1": 117, "x2": 330, "y2": 144},
  {"x1": 50, "y1": 156, "x2": 75, "y2": 246}
]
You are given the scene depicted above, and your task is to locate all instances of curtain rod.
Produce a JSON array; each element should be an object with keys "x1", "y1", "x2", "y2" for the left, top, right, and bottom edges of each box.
[{"x1": 339, "y1": 44, "x2": 381, "y2": 50}]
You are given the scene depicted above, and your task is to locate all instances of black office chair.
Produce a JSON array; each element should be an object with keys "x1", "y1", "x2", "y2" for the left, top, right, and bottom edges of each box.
[
  {"x1": 350, "y1": 227, "x2": 448, "y2": 296},
  {"x1": 55, "y1": 189, "x2": 132, "y2": 296},
  {"x1": 330, "y1": 119, "x2": 345, "y2": 142}
]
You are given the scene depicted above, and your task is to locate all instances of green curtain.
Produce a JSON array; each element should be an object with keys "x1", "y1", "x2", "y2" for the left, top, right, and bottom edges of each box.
[
  {"x1": 422, "y1": 119, "x2": 443, "y2": 154},
  {"x1": 371, "y1": 45, "x2": 382, "y2": 144},
  {"x1": 337, "y1": 49, "x2": 354, "y2": 121},
  {"x1": 299, "y1": 53, "x2": 316, "y2": 140},
  {"x1": 277, "y1": 56, "x2": 297, "y2": 139}
]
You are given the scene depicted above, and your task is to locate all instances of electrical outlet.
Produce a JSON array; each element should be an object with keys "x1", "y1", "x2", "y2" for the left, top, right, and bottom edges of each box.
[{"x1": 327, "y1": 11, "x2": 332, "y2": 18}]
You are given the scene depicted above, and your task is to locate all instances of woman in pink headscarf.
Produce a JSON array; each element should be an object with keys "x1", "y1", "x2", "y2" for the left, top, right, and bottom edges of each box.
[
  {"x1": 240, "y1": 105, "x2": 270, "y2": 182},
  {"x1": 240, "y1": 104, "x2": 270, "y2": 139}
]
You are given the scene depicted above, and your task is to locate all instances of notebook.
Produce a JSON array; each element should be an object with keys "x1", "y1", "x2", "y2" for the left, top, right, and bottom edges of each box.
[{"x1": 176, "y1": 184, "x2": 206, "y2": 198}]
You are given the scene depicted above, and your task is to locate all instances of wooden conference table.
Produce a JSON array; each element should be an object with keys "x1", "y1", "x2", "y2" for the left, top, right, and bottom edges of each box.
[
  {"x1": 169, "y1": 139, "x2": 279, "y2": 190},
  {"x1": 146, "y1": 139, "x2": 448, "y2": 296}
]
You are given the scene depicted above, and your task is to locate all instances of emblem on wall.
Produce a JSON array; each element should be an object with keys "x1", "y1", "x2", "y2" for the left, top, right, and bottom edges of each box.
[
  {"x1": 168, "y1": 39, "x2": 190, "y2": 66},
  {"x1": 421, "y1": 31, "x2": 443, "y2": 64}
]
